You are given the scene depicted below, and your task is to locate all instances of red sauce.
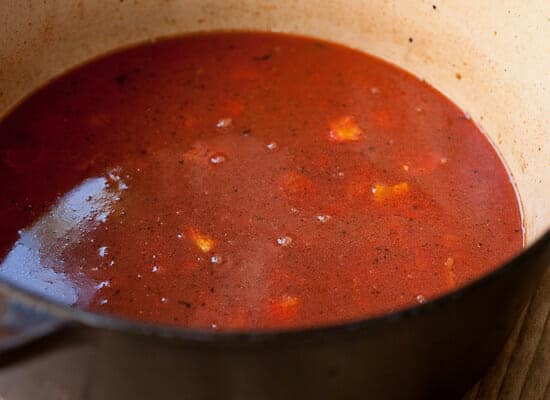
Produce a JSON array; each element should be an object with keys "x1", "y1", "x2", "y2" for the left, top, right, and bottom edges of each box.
[{"x1": 0, "y1": 33, "x2": 523, "y2": 330}]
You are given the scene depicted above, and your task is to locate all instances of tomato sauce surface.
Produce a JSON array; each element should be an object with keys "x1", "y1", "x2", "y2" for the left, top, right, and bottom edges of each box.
[{"x1": 0, "y1": 33, "x2": 523, "y2": 330}]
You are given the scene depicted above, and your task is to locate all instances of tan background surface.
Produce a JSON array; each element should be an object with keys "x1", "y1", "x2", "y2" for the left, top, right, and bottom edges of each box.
[{"x1": 464, "y1": 268, "x2": 550, "y2": 400}]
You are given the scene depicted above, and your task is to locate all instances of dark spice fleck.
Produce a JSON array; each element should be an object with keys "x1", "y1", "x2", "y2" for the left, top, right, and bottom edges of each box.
[
  {"x1": 114, "y1": 73, "x2": 128, "y2": 86},
  {"x1": 178, "y1": 300, "x2": 192, "y2": 308},
  {"x1": 408, "y1": 37, "x2": 414, "y2": 43},
  {"x1": 253, "y1": 54, "x2": 272, "y2": 61}
]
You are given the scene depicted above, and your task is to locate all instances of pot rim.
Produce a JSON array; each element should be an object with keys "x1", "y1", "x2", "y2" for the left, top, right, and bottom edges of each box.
[{"x1": 0, "y1": 228, "x2": 548, "y2": 345}]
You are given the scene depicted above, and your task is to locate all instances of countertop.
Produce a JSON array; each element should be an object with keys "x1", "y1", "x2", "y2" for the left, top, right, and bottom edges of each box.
[{"x1": 464, "y1": 268, "x2": 550, "y2": 400}]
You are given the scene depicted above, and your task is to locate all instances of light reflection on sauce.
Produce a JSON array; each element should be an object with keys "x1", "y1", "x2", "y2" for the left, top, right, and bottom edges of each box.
[{"x1": 0, "y1": 174, "x2": 126, "y2": 305}]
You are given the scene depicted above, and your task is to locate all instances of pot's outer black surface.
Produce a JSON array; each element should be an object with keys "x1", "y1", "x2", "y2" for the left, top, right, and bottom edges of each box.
[{"x1": 0, "y1": 230, "x2": 548, "y2": 400}]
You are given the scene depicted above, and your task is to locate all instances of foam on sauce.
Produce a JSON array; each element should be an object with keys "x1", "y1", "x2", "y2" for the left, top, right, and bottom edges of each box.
[{"x1": 0, "y1": 33, "x2": 523, "y2": 330}]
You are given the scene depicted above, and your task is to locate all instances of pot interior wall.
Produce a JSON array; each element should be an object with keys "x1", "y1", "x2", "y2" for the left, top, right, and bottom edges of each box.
[{"x1": 0, "y1": 0, "x2": 548, "y2": 246}]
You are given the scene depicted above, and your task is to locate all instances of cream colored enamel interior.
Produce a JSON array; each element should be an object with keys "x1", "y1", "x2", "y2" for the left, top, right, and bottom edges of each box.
[{"x1": 1, "y1": 0, "x2": 548, "y2": 244}]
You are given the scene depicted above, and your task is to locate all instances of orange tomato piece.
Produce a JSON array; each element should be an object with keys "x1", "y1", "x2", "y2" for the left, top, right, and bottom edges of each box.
[
  {"x1": 188, "y1": 228, "x2": 215, "y2": 253},
  {"x1": 369, "y1": 109, "x2": 396, "y2": 129},
  {"x1": 182, "y1": 116, "x2": 198, "y2": 128},
  {"x1": 228, "y1": 309, "x2": 252, "y2": 330},
  {"x1": 443, "y1": 257, "x2": 456, "y2": 288},
  {"x1": 328, "y1": 116, "x2": 363, "y2": 142},
  {"x1": 372, "y1": 182, "x2": 410, "y2": 202},
  {"x1": 279, "y1": 171, "x2": 316, "y2": 196},
  {"x1": 182, "y1": 142, "x2": 209, "y2": 164},
  {"x1": 270, "y1": 295, "x2": 300, "y2": 321},
  {"x1": 223, "y1": 99, "x2": 245, "y2": 116}
]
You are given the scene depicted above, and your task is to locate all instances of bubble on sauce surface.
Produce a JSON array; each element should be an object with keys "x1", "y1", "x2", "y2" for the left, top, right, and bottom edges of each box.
[
  {"x1": 316, "y1": 214, "x2": 331, "y2": 223},
  {"x1": 416, "y1": 295, "x2": 426, "y2": 304},
  {"x1": 98, "y1": 246, "x2": 108, "y2": 257},
  {"x1": 210, "y1": 254, "x2": 224, "y2": 265},
  {"x1": 266, "y1": 142, "x2": 278, "y2": 150},
  {"x1": 277, "y1": 236, "x2": 293, "y2": 247},
  {"x1": 209, "y1": 153, "x2": 227, "y2": 165},
  {"x1": 96, "y1": 280, "x2": 110, "y2": 290},
  {"x1": 152, "y1": 265, "x2": 159, "y2": 272},
  {"x1": 95, "y1": 212, "x2": 109, "y2": 223},
  {"x1": 216, "y1": 118, "x2": 232, "y2": 128}
]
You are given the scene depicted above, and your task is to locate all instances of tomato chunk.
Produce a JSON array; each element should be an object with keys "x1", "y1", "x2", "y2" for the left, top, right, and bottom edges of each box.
[
  {"x1": 188, "y1": 228, "x2": 215, "y2": 253},
  {"x1": 270, "y1": 295, "x2": 300, "y2": 321},
  {"x1": 372, "y1": 182, "x2": 410, "y2": 202},
  {"x1": 279, "y1": 172, "x2": 316, "y2": 197},
  {"x1": 328, "y1": 116, "x2": 363, "y2": 142}
]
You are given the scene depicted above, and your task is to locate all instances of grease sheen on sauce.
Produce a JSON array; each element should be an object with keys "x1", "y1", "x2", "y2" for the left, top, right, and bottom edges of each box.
[{"x1": 0, "y1": 33, "x2": 523, "y2": 330}]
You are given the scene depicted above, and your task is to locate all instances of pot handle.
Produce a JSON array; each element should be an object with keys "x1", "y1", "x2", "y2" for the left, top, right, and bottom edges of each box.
[{"x1": 0, "y1": 297, "x2": 65, "y2": 355}]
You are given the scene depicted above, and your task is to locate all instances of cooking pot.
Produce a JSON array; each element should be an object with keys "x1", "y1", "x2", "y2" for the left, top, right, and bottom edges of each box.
[{"x1": 0, "y1": 1, "x2": 548, "y2": 399}]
